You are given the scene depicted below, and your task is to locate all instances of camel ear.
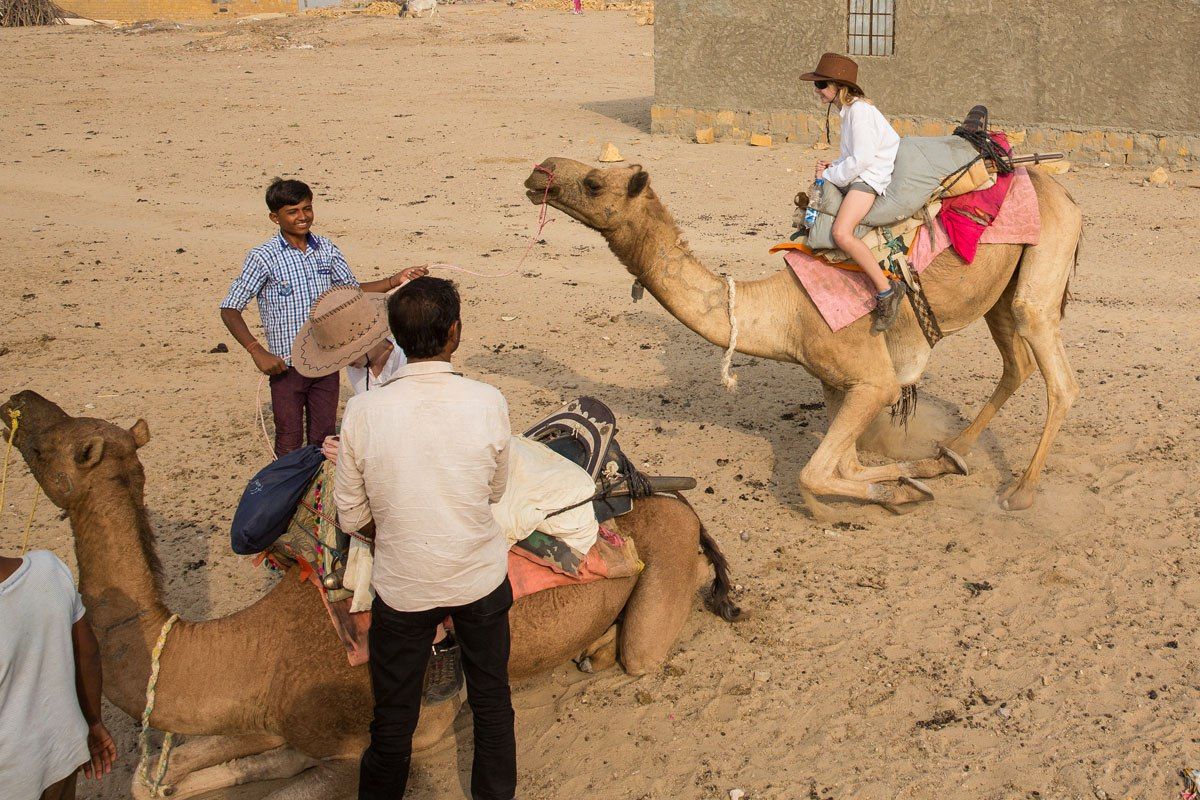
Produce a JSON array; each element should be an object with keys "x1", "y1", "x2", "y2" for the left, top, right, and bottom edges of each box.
[
  {"x1": 627, "y1": 168, "x2": 649, "y2": 197},
  {"x1": 74, "y1": 436, "x2": 105, "y2": 470},
  {"x1": 130, "y1": 419, "x2": 150, "y2": 448}
]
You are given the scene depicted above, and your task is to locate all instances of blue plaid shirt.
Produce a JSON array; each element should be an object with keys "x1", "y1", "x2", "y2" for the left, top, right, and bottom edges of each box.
[{"x1": 220, "y1": 233, "x2": 358, "y2": 364}]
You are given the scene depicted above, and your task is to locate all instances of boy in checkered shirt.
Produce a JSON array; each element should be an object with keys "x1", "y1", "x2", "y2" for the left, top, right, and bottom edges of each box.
[{"x1": 220, "y1": 178, "x2": 426, "y2": 458}]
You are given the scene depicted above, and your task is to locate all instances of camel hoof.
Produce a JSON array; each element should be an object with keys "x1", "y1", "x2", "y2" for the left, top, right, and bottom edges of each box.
[
  {"x1": 899, "y1": 476, "x2": 935, "y2": 500},
  {"x1": 997, "y1": 483, "x2": 1036, "y2": 511},
  {"x1": 575, "y1": 656, "x2": 594, "y2": 674},
  {"x1": 939, "y1": 446, "x2": 970, "y2": 476}
]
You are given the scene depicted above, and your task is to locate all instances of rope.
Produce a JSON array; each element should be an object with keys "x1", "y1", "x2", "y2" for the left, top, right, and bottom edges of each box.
[
  {"x1": 255, "y1": 376, "x2": 275, "y2": 461},
  {"x1": 137, "y1": 613, "x2": 180, "y2": 798},
  {"x1": 18, "y1": 491, "x2": 39, "y2": 556},
  {"x1": 720, "y1": 275, "x2": 739, "y2": 391},
  {"x1": 0, "y1": 409, "x2": 19, "y2": 524},
  {"x1": 426, "y1": 164, "x2": 558, "y2": 280},
  {"x1": 2, "y1": 408, "x2": 41, "y2": 555}
]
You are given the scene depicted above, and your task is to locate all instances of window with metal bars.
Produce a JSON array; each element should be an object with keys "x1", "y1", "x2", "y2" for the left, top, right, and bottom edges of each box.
[{"x1": 848, "y1": 0, "x2": 895, "y2": 56}]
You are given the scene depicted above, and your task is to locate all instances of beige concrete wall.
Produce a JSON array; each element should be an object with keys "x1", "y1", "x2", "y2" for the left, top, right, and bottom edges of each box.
[
  {"x1": 65, "y1": 0, "x2": 296, "y2": 20},
  {"x1": 653, "y1": 0, "x2": 1200, "y2": 162}
]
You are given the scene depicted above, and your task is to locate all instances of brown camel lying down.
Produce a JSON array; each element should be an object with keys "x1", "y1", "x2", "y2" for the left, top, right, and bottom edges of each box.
[{"x1": 2, "y1": 390, "x2": 738, "y2": 800}]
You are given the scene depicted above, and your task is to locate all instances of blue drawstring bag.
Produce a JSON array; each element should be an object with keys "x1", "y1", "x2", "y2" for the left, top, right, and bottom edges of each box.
[{"x1": 231, "y1": 446, "x2": 326, "y2": 555}]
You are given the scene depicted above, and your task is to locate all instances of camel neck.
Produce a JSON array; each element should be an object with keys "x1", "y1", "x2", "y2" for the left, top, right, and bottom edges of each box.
[
  {"x1": 70, "y1": 481, "x2": 171, "y2": 718},
  {"x1": 604, "y1": 209, "x2": 806, "y2": 363}
]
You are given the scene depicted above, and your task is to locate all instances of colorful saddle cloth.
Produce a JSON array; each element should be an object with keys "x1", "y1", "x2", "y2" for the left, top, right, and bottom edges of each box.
[{"x1": 779, "y1": 167, "x2": 1041, "y2": 332}]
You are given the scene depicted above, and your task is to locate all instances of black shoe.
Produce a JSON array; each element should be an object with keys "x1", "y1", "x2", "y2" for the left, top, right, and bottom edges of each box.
[
  {"x1": 422, "y1": 640, "x2": 463, "y2": 705},
  {"x1": 871, "y1": 280, "x2": 907, "y2": 334}
]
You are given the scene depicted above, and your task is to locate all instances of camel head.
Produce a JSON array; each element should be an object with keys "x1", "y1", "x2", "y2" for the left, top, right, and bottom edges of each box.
[
  {"x1": 525, "y1": 157, "x2": 657, "y2": 239},
  {"x1": 1, "y1": 391, "x2": 150, "y2": 511}
]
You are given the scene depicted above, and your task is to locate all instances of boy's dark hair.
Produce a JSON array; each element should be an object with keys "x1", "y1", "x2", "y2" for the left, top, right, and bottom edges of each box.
[
  {"x1": 265, "y1": 178, "x2": 313, "y2": 212},
  {"x1": 388, "y1": 277, "x2": 461, "y2": 359}
]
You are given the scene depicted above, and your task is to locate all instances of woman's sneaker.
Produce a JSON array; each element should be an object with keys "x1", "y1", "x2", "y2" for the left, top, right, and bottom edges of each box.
[
  {"x1": 422, "y1": 636, "x2": 464, "y2": 704},
  {"x1": 871, "y1": 280, "x2": 907, "y2": 333}
]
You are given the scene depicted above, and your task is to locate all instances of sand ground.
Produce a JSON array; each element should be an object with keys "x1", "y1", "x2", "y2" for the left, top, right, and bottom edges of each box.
[{"x1": 2, "y1": 6, "x2": 1199, "y2": 799}]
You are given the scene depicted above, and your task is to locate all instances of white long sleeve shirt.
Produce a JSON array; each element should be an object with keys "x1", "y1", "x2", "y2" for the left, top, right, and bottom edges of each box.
[
  {"x1": 334, "y1": 360, "x2": 511, "y2": 612},
  {"x1": 822, "y1": 100, "x2": 901, "y2": 195}
]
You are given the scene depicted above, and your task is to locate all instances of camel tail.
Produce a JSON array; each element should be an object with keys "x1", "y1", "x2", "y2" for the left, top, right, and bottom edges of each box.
[
  {"x1": 1061, "y1": 226, "x2": 1081, "y2": 319},
  {"x1": 670, "y1": 491, "x2": 741, "y2": 622}
]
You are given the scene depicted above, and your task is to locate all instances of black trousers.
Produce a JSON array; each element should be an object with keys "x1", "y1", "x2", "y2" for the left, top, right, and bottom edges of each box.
[{"x1": 359, "y1": 578, "x2": 516, "y2": 800}]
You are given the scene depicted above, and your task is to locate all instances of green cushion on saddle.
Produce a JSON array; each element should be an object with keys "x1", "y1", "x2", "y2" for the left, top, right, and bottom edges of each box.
[{"x1": 511, "y1": 530, "x2": 585, "y2": 577}]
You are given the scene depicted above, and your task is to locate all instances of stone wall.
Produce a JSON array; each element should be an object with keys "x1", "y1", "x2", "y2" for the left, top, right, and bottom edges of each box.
[
  {"x1": 653, "y1": 0, "x2": 1200, "y2": 165},
  {"x1": 64, "y1": 0, "x2": 296, "y2": 20}
]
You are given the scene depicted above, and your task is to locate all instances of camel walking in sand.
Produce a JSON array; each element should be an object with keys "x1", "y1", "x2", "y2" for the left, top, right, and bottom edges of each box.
[
  {"x1": 2, "y1": 390, "x2": 737, "y2": 800},
  {"x1": 524, "y1": 158, "x2": 1082, "y2": 516}
]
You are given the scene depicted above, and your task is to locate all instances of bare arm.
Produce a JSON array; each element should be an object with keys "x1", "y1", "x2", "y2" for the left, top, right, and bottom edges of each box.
[
  {"x1": 72, "y1": 617, "x2": 116, "y2": 779},
  {"x1": 359, "y1": 265, "x2": 429, "y2": 294},
  {"x1": 220, "y1": 308, "x2": 286, "y2": 375}
]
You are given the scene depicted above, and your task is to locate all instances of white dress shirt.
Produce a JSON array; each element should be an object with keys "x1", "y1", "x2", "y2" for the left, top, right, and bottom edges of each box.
[
  {"x1": 345, "y1": 337, "x2": 407, "y2": 396},
  {"x1": 822, "y1": 100, "x2": 901, "y2": 195},
  {"x1": 334, "y1": 360, "x2": 511, "y2": 611}
]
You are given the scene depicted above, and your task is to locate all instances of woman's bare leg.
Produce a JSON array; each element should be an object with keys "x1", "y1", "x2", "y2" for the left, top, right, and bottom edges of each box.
[{"x1": 831, "y1": 188, "x2": 890, "y2": 292}]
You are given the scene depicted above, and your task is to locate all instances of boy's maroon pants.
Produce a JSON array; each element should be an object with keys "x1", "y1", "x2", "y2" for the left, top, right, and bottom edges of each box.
[{"x1": 269, "y1": 367, "x2": 339, "y2": 458}]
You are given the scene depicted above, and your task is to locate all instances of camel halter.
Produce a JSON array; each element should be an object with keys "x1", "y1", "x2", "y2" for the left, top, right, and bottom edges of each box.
[
  {"x1": 0, "y1": 408, "x2": 41, "y2": 555},
  {"x1": 136, "y1": 613, "x2": 180, "y2": 798}
]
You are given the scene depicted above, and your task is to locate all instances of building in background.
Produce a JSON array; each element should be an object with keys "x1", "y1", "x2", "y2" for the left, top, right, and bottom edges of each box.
[{"x1": 652, "y1": 0, "x2": 1200, "y2": 166}]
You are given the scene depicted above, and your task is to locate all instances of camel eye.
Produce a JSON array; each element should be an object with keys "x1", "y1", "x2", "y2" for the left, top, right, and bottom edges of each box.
[{"x1": 583, "y1": 177, "x2": 603, "y2": 196}]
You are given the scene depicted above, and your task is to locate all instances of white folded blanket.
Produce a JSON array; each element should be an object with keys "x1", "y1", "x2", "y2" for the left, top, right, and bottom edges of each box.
[{"x1": 344, "y1": 435, "x2": 599, "y2": 613}]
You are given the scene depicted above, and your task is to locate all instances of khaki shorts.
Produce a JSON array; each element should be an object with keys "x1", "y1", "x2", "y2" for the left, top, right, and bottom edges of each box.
[{"x1": 836, "y1": 181, "x2": 878, "y2": 196}]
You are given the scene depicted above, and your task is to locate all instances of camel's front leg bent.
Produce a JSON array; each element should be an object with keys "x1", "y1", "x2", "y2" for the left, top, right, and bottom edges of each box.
[{"x1": 799, "y1": 383, "x2": 934, "y2": 516}]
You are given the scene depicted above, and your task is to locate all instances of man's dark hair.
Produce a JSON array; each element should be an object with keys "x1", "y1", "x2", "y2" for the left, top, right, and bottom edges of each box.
[
  {"x1": 265, "y1": 178, "x2": 313, "y2": 212},
  {"x1": 388, "y1": 277, "x2": 461, "y2": 359}
]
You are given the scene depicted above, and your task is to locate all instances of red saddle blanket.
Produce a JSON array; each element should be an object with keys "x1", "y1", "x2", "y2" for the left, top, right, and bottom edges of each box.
[{"x1": 311, "y1": 526, "x2": 639, "y2": 666}]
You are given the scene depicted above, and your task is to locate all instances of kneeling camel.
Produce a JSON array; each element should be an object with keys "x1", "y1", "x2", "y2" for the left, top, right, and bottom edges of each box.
[
  {"x1": 525, "y1": 158, "x2": 1082, "y2": 515},
  {"x1": 2, "y1": 390, "x2": 737, "y2": 799}
]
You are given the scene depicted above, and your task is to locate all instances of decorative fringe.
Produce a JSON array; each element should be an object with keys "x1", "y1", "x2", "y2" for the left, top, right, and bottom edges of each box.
[
  {"x1": 720, "y1": 275, "x2": 739, "y2": 391},
  {"x1": 890, "y1": 385, "x2": 918, "y2": 429}
]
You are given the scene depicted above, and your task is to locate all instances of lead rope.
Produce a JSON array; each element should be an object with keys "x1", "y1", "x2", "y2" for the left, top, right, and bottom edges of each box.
[
  {"x1": 1, "y1": 408, "x2": 41, "y2": 555},
  {"x1": 720, "y1": 275, "x2": 739, "y2": 391},
  {"x1": 136, "y1": 613, "x2": 180, "y2": 798}
]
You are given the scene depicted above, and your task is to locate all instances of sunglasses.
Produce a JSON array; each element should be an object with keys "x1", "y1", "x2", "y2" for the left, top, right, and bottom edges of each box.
[{"x1": 814, "y1": 80, "x2": 830, "y2": 90}]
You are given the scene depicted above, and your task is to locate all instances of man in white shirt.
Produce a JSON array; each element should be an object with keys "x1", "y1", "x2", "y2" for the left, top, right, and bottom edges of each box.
[
  {"x1": 0, "y1": 550, "x2": 116, "y2": 800},
  {"x1": 335, "y1": 277, "x2": 516, "y2": 800}
]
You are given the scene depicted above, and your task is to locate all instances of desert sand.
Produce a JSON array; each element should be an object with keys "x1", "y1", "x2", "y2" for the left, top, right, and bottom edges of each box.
[{"x1": 1, "y1": 6, "x2": 1199, "y2": 799}]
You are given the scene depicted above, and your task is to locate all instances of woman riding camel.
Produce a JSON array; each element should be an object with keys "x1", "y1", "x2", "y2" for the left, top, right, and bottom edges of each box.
[{"x1": 801, "y1": 52, "x2": 904, "y2": 333}]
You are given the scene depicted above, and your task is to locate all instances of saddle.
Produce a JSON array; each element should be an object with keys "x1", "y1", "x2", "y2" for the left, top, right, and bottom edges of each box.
[{"x1": 523, "y1": 397, "x2": 695, "y2": 523}]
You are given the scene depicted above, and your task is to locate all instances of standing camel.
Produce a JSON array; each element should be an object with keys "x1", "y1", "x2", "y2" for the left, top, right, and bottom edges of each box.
[
  {"x1": 1, "y1": 390, "x2": 737, "y2": 800},
  {"x1": 524, "y1": 158, "x2": 1081, "y2": 515}
]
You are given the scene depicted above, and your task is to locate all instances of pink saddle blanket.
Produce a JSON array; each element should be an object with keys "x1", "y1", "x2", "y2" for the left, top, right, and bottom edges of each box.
[
  {"x1": 783, "y1": 167, "x2": 1041, "y2": 332},
  {"x1": 315, "y1": 526, "x2": 635, "y2": 667}
]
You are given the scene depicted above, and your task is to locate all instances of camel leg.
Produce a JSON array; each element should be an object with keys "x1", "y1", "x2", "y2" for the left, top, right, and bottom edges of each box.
[
  {"x1": 822, "y1": 384, "x2": 961, "y2": 487},
  {"x1": 943, "y1": 285, "x2": 1036, "y2": 458},
  {"x1": 619, "y1": 497, "x2": 707, "y2": 675},
  {"x1": 996, "y1": 185, "x2": 1081, "y2": 510},
  {"x1": 576, "y1": 623, "x2": 619, "y2": 673},
  {"x1": 129, "y1": 734, "x2": 287, "y2": 800},
  {"x1": 799, "y1": 383, "x2": 934, "y2": 514},
  {"x1": 137, "y1": 746, "x2": 320, "y2": 800},
  {"x1": 999, "y1": 302, "x2": 1078, "y2": 510},
  {"x1": 260, "y1": 757, "x2": 359, "y2": 800}
]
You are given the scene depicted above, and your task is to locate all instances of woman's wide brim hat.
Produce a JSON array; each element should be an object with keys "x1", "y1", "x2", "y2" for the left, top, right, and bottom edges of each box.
[
  {"x1": 800, "y1": 52, "x2": 864, "y2": 96},
  {"x1": 292, "y1": 286, "x2": 390, "y2": 378}
]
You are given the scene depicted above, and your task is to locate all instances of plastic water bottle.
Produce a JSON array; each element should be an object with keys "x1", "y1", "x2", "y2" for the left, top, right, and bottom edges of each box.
[{"x1": 803, "y1": 178, "x2": 824, "y2": 228}]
